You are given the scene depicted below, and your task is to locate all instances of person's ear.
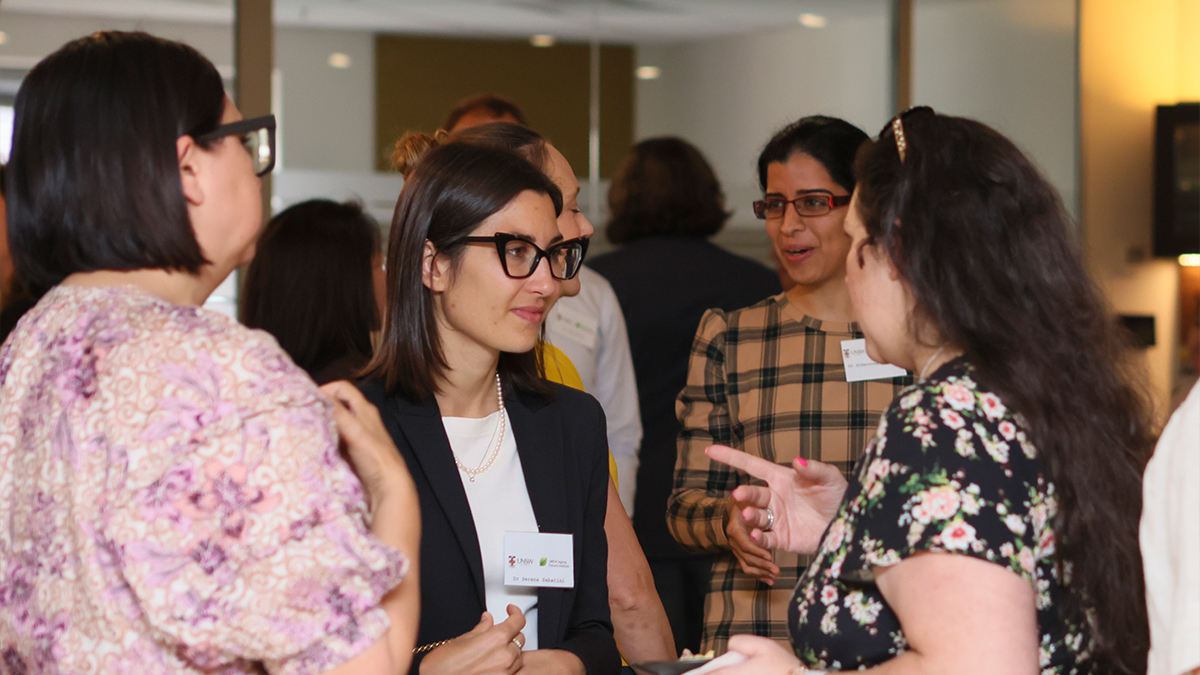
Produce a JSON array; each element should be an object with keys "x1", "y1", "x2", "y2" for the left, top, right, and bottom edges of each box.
[
  {"x1": 422, "y1": 240, "x2": 451, "y2": 292},
  {"x1": 177, "y1": 135, "x2": 204, "y2": 206}
]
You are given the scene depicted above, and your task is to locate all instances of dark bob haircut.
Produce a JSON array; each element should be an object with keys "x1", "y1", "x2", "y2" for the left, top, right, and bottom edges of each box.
[
  {"x1": 606, "y1": 137, "x2": 730, "y2": 244},
  {"x1": 440, "y1": 93, "x2": 529, "y2": 133},
  {"x1": 366, "y1": 143, "x2": 563, "y2": 402},
  {"x1": 757, "y1": 115, "x2": 868, "y2": 194},
  {"x1": 854, "y1": 108, "x2": 1154, "y2": 675},
  {"x1": 240, "y1": 199, "x2": 381, "y2": 384},
  {"x1": 7, "y1": 31, "x2": 225, "y2": 294}
]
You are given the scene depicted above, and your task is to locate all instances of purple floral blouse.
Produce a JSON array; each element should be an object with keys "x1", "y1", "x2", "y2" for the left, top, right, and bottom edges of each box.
[{"x1": 0, "y1": 286, "x2": 408, "y2": 675}]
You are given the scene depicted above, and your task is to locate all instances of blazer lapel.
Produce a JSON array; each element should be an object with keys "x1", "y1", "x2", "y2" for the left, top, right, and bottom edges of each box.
[
  {"x1": 388, "y1": 396, "x2": 487, "y2": 605},
  {"x1": 507, "y1": 390, "x2": 570, "y2": 646}
]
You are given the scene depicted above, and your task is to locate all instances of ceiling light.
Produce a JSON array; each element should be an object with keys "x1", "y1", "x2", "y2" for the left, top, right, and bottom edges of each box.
[
  {"x1": 1180, "y1": 254, "x2": 1200, "y2": 267},
  {"x1": 530, "y1": 34, "x2": 556, "y2": 48},
  {"x1": 798, "y1": 13, "x2": 828, "y2": 28},
  {"x1": 328, "y1": 53, "x2": 352, "y2": 69},
  {"x1": 636, "y1": 66, "x2": 661, "y2": 80}
]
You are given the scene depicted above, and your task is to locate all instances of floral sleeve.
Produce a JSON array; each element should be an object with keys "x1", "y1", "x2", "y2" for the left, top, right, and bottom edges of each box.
[
  {"x1": 792, "y1": 364, "x2": 1087, "y2": 671},
  {"x1": 838, "y1": 374, "x2": 1056, "y2": 586},
  {"x1": 104, "y1": 333, "x2": 407, "y2": 675}
]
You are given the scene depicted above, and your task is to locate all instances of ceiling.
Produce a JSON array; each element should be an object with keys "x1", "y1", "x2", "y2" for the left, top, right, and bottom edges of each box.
[{"x1": 0, "y1": 0, "x2": 890, "y2": 42}]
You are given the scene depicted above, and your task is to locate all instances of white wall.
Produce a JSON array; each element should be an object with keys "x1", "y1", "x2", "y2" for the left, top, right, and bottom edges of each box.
[
  {"x1": 0, "y1": 10, "x2": 379, "y2": 175},
  {"x1": 634, "y1": 13, "x2": 892, "y2": 233},
  {"x1": 913, "y1": 0, "x2": 1079, "y2": 217},
  {"x1": 274, "y1": 27, "x2": 375, "y2": 172}
]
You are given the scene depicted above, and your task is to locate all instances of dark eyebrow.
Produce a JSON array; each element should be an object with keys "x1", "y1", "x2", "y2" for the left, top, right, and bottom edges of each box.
[{"x1": 500, "y1": 231, "x2": 564, "y2": 247}]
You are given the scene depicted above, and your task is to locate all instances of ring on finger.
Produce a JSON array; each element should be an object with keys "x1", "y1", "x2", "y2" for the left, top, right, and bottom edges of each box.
[
  {"x1": 512, "y1": 634, "x2": 525, "y2": 650},
  {"x1": 764, "y1": 507, "x2": 775, "y2": 532}
]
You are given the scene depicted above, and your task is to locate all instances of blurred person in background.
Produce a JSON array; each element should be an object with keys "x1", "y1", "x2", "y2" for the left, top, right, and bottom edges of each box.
[
  {"x1": 667, "y1": 117, "x2": 909, "y2": 653},
  {"x1": 588, "y1": 137, "x2": 780, "y2": 654},
  {"x1": 441, "y1": 93, "x2": 529, "y2": 134},
  {"x1": 240, "y1": 198, "x2": 385, "y2": 384}
]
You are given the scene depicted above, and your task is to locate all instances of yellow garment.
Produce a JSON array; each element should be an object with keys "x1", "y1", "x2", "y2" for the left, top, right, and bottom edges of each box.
[{"x1": 540, "y1": 342, "x2": 618, "y2": 489}]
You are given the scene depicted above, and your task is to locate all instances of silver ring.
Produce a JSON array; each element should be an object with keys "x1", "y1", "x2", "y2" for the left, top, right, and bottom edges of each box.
[
  {"x1": 512, "y1": 636, "x2": 524, "y2": 649},
  {"x1": 763, "y1": 507, "x2": 775, "y2": 532}
]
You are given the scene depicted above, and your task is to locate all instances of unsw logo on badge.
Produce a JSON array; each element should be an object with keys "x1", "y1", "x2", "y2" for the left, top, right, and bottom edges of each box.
[
  {"x1": 841, "y1": 338, "x2": 908, "y2": 382},
  {"x1": 503, "y1": 532, "x2": 574, "y2": 588}
]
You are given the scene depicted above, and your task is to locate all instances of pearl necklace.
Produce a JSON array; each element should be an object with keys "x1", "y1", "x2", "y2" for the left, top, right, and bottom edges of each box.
[{"x1": 453, "y1": 373, "x2": 506, "y2": 483}]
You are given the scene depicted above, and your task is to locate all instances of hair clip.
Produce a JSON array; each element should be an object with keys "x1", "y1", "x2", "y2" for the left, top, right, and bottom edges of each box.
[{"x1": 892, "y1": 117, "x2": 908, "y2": 163}]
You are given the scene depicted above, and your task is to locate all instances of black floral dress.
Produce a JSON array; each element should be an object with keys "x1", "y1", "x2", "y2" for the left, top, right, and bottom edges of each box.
[{"x1": 789, "y1": 359, "x2": 1092, "y2": 672}]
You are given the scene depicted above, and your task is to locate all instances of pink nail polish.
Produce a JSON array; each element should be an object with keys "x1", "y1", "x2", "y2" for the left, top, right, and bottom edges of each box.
[{"x1": 797, "y1": 457, "x2": 809, "y2": 467}]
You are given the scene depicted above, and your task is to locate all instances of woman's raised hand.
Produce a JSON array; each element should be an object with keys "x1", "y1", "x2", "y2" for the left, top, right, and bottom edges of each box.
[
  {"x1": 320, "y1": 381, "x2": 415, "y2": 514},
  {"x1": 420, "y1": 606, "x2": 528, "y2": 675},
  {"x1": 706, "y1": 445, "x2": 849, "y2": 556}
]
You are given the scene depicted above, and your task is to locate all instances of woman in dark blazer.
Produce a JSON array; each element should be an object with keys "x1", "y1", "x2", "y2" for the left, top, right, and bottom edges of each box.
[{"x1": 360, "y1": 142, "x2": 619, "y2": 675}]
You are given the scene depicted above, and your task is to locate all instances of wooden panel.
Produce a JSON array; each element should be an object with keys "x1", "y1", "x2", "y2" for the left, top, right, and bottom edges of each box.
[{"x1": 374, "y1": 34, "x2": 633, "y2": 177}]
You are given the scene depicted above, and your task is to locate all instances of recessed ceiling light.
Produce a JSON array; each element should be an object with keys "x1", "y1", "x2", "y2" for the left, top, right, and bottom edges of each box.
[
  {"x1": 798, "y1": 13, "x2": 828, "y2": 28},
  {"x1": 530, "y1": 35, "x2": 556, "y2": 48},
  {"x1": 328, "y1": 52, "x2": 352, "y2": 69},
  {"x1": 636, "y1": 66, "x2": 661, "y2": 80},
  {"x1": 1180, "y1": 254, "x2": 1200, "y2": 267}
]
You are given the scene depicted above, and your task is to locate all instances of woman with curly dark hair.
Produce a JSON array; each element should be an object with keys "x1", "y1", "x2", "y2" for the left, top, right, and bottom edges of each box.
[{"x1": 707, "y1": 108, "x2": 1153, "y2": 675}]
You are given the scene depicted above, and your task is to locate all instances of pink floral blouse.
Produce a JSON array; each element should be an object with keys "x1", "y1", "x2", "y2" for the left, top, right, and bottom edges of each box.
[{"x1": 0, "y1": 285, "x2": 408, "y2": 674}]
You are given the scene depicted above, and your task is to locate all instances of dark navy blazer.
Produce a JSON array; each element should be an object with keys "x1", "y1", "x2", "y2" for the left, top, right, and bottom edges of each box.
[{"x1": 360, "y1": 380, "x2": 619, "y2": 675}]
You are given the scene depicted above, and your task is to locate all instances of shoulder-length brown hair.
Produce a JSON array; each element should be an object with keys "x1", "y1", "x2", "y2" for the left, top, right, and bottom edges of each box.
[
  {"x1": 853, "y1": 108, "x2": 1154, "y2": 675},
  {"x1": 606, "y1": 137, "x2": 730, "y2": 245},
  {"x1": 365, "y1": 143, "x2": 562, "y2": 403}
]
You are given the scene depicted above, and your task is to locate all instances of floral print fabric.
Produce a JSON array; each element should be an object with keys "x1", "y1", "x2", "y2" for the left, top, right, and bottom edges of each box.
[
  {"x1": 0, "y1": 286, "x2": 408, "y2": 675},
  {"x1": 790, "y1": 359, "x2": 1091, "y2": 673}
]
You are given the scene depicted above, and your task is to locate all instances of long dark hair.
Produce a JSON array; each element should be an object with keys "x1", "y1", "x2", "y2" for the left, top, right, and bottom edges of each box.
[
  {"x1": 606, "y1": 137, "x2": 730, "y2": 244},
  {"x1": 366, "y1": 143, "x2": 562, "y2": 402},
  {"x1": 240, "y1": 199, "x2": 380, "y2": 382},
  {"x1": 8, "y1": 31, "x2": 223, "y2": 294},
  {"x1": 853, "y1": 108, "x2": 1154, "y2": 674}
]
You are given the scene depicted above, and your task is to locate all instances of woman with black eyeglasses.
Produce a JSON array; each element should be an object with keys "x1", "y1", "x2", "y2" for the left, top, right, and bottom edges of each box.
[
  {"x1": 0, "y1": 32, "x2": 421, "y2": 674},
  {"x1": 667, "y1": 116, "x2": 910, "y2": 655},
  {"x1": 359, "y1": 142, "x2": 619, "y2": 675}
]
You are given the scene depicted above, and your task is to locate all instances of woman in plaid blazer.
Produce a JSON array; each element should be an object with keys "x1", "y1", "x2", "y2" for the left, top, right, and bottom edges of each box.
[{"x1": 667, "y1": 116, "x2": 909, "y2": 654}]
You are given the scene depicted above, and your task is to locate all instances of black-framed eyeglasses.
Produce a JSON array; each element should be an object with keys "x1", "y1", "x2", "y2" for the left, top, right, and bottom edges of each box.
[
  {"x1": 195, "y1": 114, "x2": 277, "y2": 176},
  {"x1": 462, "y1": 233, "x2": 586, "y2": 280},
  {"x1": 752, "y1": 192, "x2": 851, "y2": 220}
]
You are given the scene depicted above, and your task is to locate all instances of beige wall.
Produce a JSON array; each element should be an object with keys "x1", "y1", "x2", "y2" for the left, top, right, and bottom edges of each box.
[{"x1": 1080, "y1": 0, "x2": 1200, "y2": 418}]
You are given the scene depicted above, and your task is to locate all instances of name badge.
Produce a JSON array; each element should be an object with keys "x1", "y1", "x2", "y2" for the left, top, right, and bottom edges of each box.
[
  {"x1": 548, "y1": 306, "x2": 599, "y2": 351},
  {"x1": 841, "y1": 339, "x2": 908, "y2": 382},
  {"x1": 504, "y1": 532, "x2": 574, "y2": 588}
]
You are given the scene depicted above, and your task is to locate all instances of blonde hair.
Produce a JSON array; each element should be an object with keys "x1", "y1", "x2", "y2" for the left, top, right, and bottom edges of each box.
[{"x1": 391, "y1": 129, "x2": 449, "y2": 179}]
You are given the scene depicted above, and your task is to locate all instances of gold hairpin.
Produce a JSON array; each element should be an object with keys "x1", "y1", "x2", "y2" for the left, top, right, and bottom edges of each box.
[{"x1": 892, "y1": 117, "x2": 907, "y2": 163}]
